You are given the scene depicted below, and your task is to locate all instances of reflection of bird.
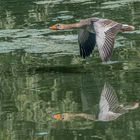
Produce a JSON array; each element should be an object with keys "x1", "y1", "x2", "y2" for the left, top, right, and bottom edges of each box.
[
  {"x1": 50, "y1": 17, "x2": 135, "y2": 61},
  {"x1": 98, "y1": 83, "x2": 139, "y2": 121},
  {"x1": 52, "y1": 83, "x2": 138, "y2": 121}
]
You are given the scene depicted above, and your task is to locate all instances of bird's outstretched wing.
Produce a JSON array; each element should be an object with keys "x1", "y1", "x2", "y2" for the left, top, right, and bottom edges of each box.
[
  {"x1": 98, "y1": 83, "x2": 125, "y2": 121},
  {"x1": 78, "y1": 28, "x2": 96, "y2": 58},
  {"x1": 99, "y1": 83, "x2": 120, "y2": 114},
  {"x1": 94, "y1": 19, "x2": 122, "y2": 62}
]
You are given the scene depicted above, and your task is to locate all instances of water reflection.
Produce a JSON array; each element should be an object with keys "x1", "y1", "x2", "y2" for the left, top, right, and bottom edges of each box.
[
  {"x1": 98, "y1": 83, "x2": 139, "y2": 121},
  {"x1": 0, "y1": 61, "x2": 140, "y2": 140},
  {"x1": 52, "y1": 82, "x2": 138, "y2": 122}
]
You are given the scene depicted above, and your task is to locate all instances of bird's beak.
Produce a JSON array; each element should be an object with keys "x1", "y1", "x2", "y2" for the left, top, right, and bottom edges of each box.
[
  {"x1": 52, "y1": 114, "x2": 62, "y2": 120},
  {"x1": 49, "y1": 25, "x2": 57, "y2": 30}
]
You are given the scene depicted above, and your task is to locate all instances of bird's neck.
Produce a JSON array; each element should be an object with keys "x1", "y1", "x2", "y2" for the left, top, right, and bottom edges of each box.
[
  {"x1": 63, "y1": 23, "x2": 83, "y2": 29},
  {"x1": 62, "y1": 18, "x2": 99, "y2": 30}
]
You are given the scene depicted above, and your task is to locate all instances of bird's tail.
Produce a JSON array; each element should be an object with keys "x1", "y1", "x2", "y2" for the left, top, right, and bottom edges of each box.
[{"x1": 121, "y1": 24, "x2": 135, "y2": 32}]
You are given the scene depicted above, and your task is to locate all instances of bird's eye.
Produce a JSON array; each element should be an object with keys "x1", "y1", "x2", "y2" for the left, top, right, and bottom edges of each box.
[{"x1": 57, "y1": 24, "x2": 61, "y2": 29}]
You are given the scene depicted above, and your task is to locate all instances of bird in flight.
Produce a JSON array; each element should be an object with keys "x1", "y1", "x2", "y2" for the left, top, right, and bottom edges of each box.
[{"x1": 50, "y1": 17, "x2": 135, "y2": 62}]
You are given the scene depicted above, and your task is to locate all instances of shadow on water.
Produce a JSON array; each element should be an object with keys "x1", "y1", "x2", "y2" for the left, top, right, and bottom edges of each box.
[{"x1": 0, "y1": 0, "x2": 140, "y2": 140}]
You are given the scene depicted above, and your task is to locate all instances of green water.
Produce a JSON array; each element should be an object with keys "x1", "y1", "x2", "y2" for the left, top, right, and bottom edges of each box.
[{"x1": 0, "y1": 0, "x2": 140, "y2": 140}]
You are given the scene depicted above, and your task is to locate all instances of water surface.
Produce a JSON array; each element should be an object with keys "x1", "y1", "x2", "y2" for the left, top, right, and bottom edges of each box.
[{"x1": 0, "y1": 0, "x2": 140, "y2": 140}]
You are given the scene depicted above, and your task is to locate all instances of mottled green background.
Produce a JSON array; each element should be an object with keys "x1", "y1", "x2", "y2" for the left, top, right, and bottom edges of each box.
[{"x1": 0, "y1": 0, "x2": 140, "y2": 140}]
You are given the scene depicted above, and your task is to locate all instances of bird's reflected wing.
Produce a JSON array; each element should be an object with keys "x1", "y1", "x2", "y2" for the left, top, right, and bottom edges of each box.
[
  {"x1": 94, "y1": 19, "x2": 122, "y2": 61},
  {"x1": 78, "y1": 28, "x2": 96, "y2": 58},
  {"x1": 99, "y1": 83, "x2": 119, "y2": 113}
]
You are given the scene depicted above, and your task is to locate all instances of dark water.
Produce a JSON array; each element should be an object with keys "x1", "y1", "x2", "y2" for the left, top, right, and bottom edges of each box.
[{"x1": 0, "y1": 0, "x2": 140, "y2": 139}]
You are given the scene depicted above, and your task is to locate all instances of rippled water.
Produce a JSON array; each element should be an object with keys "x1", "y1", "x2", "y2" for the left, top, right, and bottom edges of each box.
[{"x1": 0, "y1": 0, "x2": 140, "y2": 140}]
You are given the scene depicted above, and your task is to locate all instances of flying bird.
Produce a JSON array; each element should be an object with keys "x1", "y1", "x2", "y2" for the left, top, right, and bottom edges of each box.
[{"x1": 50, "y1": 17, "x2": 135, "y2": 62}]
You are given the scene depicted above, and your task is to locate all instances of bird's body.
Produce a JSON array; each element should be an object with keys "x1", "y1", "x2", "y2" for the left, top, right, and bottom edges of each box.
[{"x1": 50, "y1": 17, "x2": 135, "y2": 62}]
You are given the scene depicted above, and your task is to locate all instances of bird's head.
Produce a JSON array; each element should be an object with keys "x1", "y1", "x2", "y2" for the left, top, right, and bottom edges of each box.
[{"x1": 49, "y1": 24, "x2": 65, "y2": 30}]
